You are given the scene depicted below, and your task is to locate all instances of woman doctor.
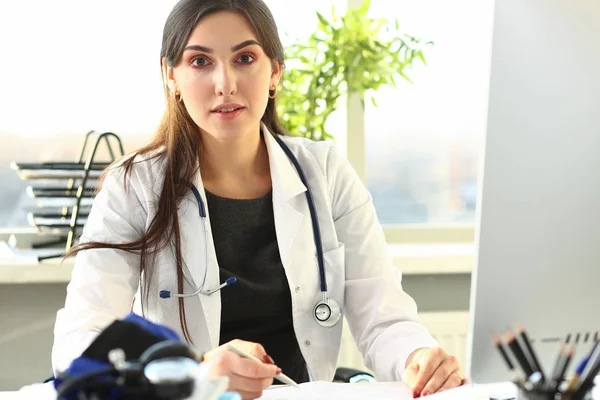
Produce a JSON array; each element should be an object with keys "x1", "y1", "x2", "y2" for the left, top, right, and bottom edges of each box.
[{"x1": 52, "y1": 0, "x2": 465, "y2": 398}]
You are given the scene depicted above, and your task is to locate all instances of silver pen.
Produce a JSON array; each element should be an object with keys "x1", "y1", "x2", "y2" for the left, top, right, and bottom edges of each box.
[{"x1": 226, "y1": 344, "x2": 301, "y2": 388}]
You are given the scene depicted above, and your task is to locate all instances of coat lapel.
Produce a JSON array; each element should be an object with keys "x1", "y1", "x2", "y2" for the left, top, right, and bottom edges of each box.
[{"x1": 263, "y1": 127, "x2": 307, "y2": 268}]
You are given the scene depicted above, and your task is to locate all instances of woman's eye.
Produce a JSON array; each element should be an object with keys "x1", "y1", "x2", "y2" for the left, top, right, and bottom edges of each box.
[
  {"x1": 192, "y1": 57, "x2": 211, "y2": 67},
  {"x1": 237, "y1": 54, "x2": 255, "y2": 64}
]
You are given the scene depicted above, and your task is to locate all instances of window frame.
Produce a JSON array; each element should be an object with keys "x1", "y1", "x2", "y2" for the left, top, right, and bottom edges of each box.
[
  {"x1": 346, "y1": 93, "x2": 475, "y2": 244},
  {"x1": 344, "y1": 0, "x2": 476, "y2": 245}
]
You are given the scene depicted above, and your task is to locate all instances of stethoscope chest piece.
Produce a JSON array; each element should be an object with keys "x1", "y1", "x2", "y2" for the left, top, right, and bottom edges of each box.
[{"x1": 314, "y1": 294, "x2": 342, "y2": 328}]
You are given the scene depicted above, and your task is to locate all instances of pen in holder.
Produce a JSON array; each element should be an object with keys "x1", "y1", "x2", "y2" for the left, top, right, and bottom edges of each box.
[{"x1": 492, "y1": 326, "x2": 600, "y2": 400}]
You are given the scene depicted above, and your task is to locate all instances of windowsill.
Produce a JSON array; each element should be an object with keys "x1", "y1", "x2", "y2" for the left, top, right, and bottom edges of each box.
[
  {"x1": 389, "y1": 243, "x2": 475, "y2": 275},
  {"x1": 0, "y1": 237, "x2": 475, "y2": 284}
]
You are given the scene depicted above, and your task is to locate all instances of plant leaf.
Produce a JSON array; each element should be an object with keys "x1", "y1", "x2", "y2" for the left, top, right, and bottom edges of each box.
[
  {"x1": 316, "y1": 12, "x2": 330, "y2": 29},
  {"x1": 277, "y1": 1, "x2": 431, "y2": 141}
]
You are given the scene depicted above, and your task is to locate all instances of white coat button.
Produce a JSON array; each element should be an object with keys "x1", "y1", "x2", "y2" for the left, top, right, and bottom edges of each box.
[
  {"x1": 304, "y1": 340, "x2": 311, "y2": 347},
  {"x1": 295, "y1": 286, "x2": 301, "y2": 293}
]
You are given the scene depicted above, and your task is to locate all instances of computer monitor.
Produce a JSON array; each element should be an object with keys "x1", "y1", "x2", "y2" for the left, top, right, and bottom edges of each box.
[{"x1": 466, "y1": 0, "x2": 600, "y2": 384}]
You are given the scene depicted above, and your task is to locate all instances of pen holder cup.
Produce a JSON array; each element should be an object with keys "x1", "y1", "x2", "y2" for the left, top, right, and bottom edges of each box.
[{"x1": 516, "y1": 382, "x2": 594, "y2": 400}]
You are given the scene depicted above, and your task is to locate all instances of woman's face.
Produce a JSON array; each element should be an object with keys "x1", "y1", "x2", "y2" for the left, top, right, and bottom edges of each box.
[{"x1": 165, "y1": 11, "x2": 281, "y2": 141}]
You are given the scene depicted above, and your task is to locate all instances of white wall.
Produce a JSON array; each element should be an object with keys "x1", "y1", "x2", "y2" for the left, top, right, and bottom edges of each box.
[
  {"x1": 0, "y1": 284, "x2": 67, "y2": 389},
  {"x1": 468, "y1": 0, "x2": 600, "y2": 383}
]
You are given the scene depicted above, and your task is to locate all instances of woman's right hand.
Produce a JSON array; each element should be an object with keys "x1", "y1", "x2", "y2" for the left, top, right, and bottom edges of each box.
[{"x1": 203, "y1": 339, "x2": 280, "y2": 400}]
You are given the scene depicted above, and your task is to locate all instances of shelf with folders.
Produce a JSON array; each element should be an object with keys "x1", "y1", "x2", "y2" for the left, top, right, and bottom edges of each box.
[{"x1": 10, "y1": 130, "x2": 125, "y2": 261}]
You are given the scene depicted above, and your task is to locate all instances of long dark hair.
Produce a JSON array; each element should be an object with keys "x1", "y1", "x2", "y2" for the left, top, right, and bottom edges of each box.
[{"x1": 67, "y1": 0, "x2": 287, "y2": 343}]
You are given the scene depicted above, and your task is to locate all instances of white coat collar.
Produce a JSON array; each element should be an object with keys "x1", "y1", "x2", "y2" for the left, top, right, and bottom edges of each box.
[{"x1": 262, "y1": 123, "x2": 307, "y2": 200}]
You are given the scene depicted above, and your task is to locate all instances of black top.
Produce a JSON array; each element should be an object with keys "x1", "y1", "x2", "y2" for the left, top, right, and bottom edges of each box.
[{"x1": 205, "y1": 189, "x2": 310, "y2": 383}]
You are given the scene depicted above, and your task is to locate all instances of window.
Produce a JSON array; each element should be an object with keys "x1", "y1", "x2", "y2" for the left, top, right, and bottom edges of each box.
[
  {"x1": 363, "y1": 0, "x2": 494, "y2": 227},
  {"x1": 0, "y1": 0, "x2": 489, "y2": 243},
  {"x1": 0, "y1": 1, "x2": 177, "y2": 227},
  {"x1": 0, "y1": 0, "x2": 346, "y2": 229},
  {"x1": 265, "y1": 0, "x2": 347, "y2": 48}
]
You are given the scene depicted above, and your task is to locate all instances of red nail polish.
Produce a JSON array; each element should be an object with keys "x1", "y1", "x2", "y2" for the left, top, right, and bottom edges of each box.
[
  {"x1": 413, "y1": 390, "x2": 420, "y2": 398},
  {"x1": 276, "y1": 368, "x2": 282, "y2": 374},
  {"x1": 262, "y1": 355, "x2": 275, "y2": 365}
]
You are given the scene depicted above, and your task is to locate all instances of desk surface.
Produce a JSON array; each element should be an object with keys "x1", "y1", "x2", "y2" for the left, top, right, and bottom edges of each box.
[
  {"x1": 3, "y1": 381, "x2": 504, "y2": 399},
  {"x1": 4, "y1": 380, "x2": 600, "y2": 399},
  {"x1": 6, "y1": 381, "x2": 599, "y2": 399},
  {"x1": 0, "y1": 258, "x2": 74, "y2": 284}
]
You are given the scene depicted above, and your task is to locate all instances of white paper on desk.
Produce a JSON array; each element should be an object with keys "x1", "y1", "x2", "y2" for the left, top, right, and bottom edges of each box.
[{"x1": 258, "y1": 381, "x2": 483, "y2": 400}]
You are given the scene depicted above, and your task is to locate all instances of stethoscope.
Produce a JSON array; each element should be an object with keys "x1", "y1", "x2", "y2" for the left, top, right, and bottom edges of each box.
[{"x1": 159, "y1": 134, "x2": 342, "y2": 328}]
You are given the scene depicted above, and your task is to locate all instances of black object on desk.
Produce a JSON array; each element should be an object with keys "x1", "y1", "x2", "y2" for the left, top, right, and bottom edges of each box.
[{"x1": 333, "y1": 367, "x2": 375, "y2": 383}]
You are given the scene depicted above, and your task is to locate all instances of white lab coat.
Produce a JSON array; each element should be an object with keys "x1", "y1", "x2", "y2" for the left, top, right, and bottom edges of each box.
[{"x1": 52, "y1": 124, "x2": 438, "y2": 381}]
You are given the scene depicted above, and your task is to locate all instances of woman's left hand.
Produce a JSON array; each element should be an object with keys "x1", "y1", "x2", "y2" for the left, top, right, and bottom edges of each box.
[{"x1": 402, "y1": 347, "x2": 466, "y2": 397}]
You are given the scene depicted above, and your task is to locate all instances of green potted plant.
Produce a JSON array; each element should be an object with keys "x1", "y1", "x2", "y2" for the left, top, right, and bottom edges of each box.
[{"x1": 277, "y1": 0, "x2": 432, "y2": 141}]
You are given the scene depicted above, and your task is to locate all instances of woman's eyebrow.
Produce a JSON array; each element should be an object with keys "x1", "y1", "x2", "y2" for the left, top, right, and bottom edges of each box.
[{"x1": 183, "y1": 40, "x2": 261, "y2": 53}]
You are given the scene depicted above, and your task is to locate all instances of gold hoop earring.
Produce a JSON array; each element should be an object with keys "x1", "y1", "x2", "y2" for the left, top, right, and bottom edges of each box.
[
  {"x1": 175, "y1": 92, "x2": 183, "y2": 103},
  {"x1": 268, "y1": 87, "x2": 277, "y2": 99}
]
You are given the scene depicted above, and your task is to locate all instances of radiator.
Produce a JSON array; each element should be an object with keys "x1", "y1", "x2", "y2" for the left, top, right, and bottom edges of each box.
[{"x1": 337, "y1": 311, "x2": 471, "y2": 374}]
